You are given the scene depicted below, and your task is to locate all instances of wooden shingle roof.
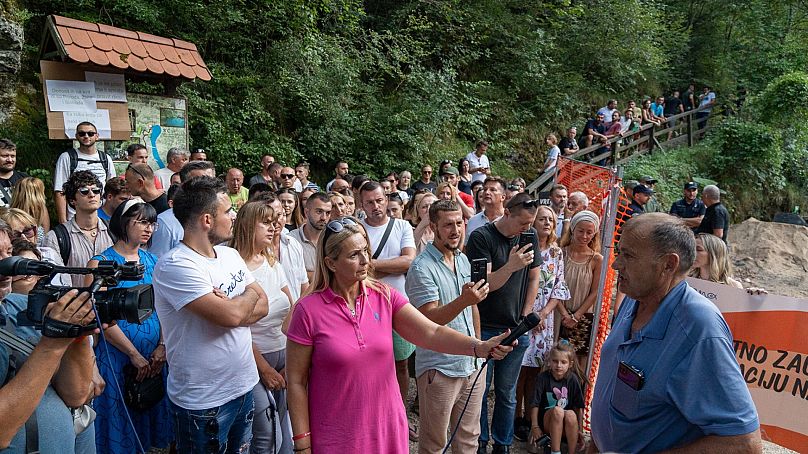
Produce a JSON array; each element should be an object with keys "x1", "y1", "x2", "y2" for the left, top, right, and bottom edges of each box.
[{"x1": 42, "y1": 15, "x2": 212, "y2": 81}]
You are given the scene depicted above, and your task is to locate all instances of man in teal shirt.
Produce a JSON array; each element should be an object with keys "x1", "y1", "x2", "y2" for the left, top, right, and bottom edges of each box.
[{"x1": 405, "y1": 200, "x2": 490, "y2": 453}]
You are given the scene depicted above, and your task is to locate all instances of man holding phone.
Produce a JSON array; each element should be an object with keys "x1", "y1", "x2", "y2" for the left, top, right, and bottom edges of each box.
[
  {"x1": 405, "y1": 200, "x2": 490, "y2": 453},
  {"x1": 466, "y1": 193, "x2": 541, "y2": 454}
]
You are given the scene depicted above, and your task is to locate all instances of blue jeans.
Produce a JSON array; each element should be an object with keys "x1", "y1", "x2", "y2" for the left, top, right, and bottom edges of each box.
[
  {"x1": 171, "y1": 391, "x2": 255, "y2": 454},
  {"x1": 479, "y1": 329, "x2": 529, "y2": 447}
]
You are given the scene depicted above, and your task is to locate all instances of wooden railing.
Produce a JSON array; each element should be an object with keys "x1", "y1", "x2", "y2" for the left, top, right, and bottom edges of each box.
[{"x1": 526, "y1": 104, "x2": 713, "y2": 195}]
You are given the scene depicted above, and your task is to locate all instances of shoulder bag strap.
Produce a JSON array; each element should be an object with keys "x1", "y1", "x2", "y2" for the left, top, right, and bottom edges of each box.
[{"x1": 372, "y1": 218, "x2": 396, "y2": 260}]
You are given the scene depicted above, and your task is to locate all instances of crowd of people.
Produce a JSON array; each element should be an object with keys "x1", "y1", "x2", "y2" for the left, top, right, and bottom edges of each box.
[
  {"x1": 0, "y1": 117, "x2": 763, "y2": 454},
  {"x1": 543, "y1": 85, "x2": 717, "y2": 171}
]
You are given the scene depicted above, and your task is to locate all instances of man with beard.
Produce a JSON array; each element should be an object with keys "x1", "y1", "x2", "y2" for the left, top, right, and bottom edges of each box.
[
  {"x1": 0, "y1": 139, "x2": 28, "y2": 207},
  {"x1": 153, "y1": 176, "x2": 268, "y2": 453},
  {"x1": 669, "y1": 181, "x2": 705, "y2": 231},
  {"x1": 405, "y1": 200, "x2": 490, "y2": 453},
  {"x1": 289, "y1": 193, "x2": 332, "y2": 281},
  {"x1": 549, "y1": 184, "x2": 568, "y2": 238}
]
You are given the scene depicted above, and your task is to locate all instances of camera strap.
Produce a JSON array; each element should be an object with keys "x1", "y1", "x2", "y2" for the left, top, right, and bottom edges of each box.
[{"x1": 0, "y1": 327, "x2": 34, "y2": 356}]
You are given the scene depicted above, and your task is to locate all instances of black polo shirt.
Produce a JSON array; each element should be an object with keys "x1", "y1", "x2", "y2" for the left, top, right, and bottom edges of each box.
[
  {"x1": 669, "y1": 198, "x2": 706, "y2": 219},
  {"x1": 696, "y1": 202, "x2": 729, "y2": 242}
]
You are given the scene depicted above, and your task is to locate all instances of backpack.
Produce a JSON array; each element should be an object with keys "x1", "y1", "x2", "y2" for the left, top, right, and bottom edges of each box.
[
  {"x1": 53, "y1": 218, "x2": 110, "y2": 265},
  {"x1": 67, "y1": 148, "x2": 111, "y2": 177}
]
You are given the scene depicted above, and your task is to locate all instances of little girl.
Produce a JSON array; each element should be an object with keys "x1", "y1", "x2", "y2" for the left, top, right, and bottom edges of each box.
[{"x1": 529, "y1": 340, "x2": 586, "y2": 454}]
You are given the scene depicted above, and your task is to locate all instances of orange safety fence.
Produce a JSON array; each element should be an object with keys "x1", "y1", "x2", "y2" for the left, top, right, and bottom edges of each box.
[{"x1": 552, "y1": 157, "x2": 632, "y2": 432}]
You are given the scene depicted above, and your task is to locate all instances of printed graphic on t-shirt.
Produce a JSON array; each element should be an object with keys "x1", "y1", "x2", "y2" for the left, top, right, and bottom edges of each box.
[{"x1": 546, "y1": 386, "x2": 569, "y2": 409}]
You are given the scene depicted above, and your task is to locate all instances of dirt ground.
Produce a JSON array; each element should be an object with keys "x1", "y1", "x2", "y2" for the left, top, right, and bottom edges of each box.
[{"x1": 729, "y1": 218, "x2": 808, "y2": 298}]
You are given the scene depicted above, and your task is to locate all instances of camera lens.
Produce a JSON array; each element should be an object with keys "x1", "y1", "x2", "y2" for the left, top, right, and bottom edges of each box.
[{"x1": 95, "y1": 284, "x2": 154, "y2": 324}]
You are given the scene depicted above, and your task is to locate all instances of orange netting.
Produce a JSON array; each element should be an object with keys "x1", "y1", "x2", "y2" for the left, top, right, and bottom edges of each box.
[{"x1": 552, "y1": 158, "x2": 632, "y2": 432}]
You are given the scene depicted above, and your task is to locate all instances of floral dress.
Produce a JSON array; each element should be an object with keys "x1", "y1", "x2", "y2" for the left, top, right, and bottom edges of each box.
[{"x1": 522, "y1": 245, "x2": 571, "y2": 368}]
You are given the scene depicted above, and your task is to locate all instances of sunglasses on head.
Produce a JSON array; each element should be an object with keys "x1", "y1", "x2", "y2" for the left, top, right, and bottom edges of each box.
[
  {"x1": 127, "y1": 164, "x2": 147, "y2": 181},
  {"x1": 513, "y1": 199, "x2": 540, "y2": 209},
  {"x1": 280, "y1": 174, "x2": 295, "y2": 179},
  {"x1": 78, "y1": 187, "x2": 102, "y2": 196},
  {"x1": 322, "y1": 217, "x2": 358, "y2": 247},
  {"x1": 77, "y1": 131, "x2": 97, "y2": 137}
]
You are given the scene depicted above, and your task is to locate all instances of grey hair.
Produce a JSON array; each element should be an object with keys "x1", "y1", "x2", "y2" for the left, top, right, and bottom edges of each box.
[
  {"x1": 646, "y1": 214, "x2": 696, "y2": 274},
  {"x1": 703, "y1": 185, "x2": 720, "y2": 201},
  {"x1": 569, "y1": 191, "x2": 589, "y2": 207},
  {"x1": 166, "y1": 147, "x2": 190, "y2": 163},
  {"x1": 0, "y1": 219, "x2": 11, "y2": 237}
]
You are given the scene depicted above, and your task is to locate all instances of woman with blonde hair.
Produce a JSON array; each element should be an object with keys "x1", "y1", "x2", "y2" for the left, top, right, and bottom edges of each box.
[
  {"x1": 543, "y1": 133, "x2": 561, "y2": 171},
  {"x1": 286, "y1": 217, "x2": 514, "y2": 453},
  {"x1": 11, "y1": 176, "x2": 50, "y2": 241},
  {"x1": 327, "y1": 191, "x2": 347, "y2": 220},
  {"x1": 230, "y1": 201, "x2": 296, "y2": 452},
  {"x1": 690, "y1": 233, "x2": 743, "y2": 289},
  {"x1": 412, "y1": 192, "x2": 437, "y2": 254},
  {"x1": 436, "y1": 181, "x2": 474, "y2": 219},
  {"x1": 557, "y1": 210, "x2": 603, "y2": 372}
]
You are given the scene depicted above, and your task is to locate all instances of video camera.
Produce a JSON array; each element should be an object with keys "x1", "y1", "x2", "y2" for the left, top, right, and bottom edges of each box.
[{"x1": 0, "y1": 256, "x2": 154, "y2": 338}]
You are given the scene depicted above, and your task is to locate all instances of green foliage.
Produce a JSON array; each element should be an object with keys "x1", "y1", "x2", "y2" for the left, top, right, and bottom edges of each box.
[
  {"x1": 623, "y1": 145, "x2": 703, "y2": 211},
  {"x1": 706, "y1": 119, "x2": 783, "y2": 192}
]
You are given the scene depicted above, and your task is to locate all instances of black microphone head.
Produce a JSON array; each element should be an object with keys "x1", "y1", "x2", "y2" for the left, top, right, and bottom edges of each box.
[
  {"x1": 0, "y1": 256, "x2": 28, "y2": 276},
  {"x1": 0, "y1": 256, "x2": 54, "y2": 277},
  {"x1": 523, "y1": 312, "x2": 541, "y2": 329}
]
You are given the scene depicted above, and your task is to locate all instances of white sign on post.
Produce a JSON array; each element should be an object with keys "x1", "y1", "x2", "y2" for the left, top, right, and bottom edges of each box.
[
  {"x1": 63, "y1": 110, "x2": 112, "y2": 139},
  {"x1": 85, "y1": 72, "x2": 127, "y2": 103},
  {"x1": 45, "y1": 80, "x2": 97, "y2": 112}
]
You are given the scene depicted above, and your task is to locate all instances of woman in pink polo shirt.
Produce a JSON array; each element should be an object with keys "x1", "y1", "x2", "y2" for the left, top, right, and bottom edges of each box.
[{"x1": 286, "y1": 217, "x2": 513, "y2": 453}]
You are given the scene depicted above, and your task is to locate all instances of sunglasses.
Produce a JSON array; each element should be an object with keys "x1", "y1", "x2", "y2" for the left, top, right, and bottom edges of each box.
[
  {"x1": 78, "y1": 187, "x2": 102, "y2": 196},
  {"x1": 422, "y1": 171, "x2": 432, "y2": 174},
  {"x1": 513, "y1": 199, "x2": 540, "y2": 209},
  {"x1": 12, "y1": 225, "x2": 36, "y2": 239},
  {"x1": 280, "y1": 174, "x2": 295, "y2": 179},
  {"x1": 77, "y1": 131, "x2": 97, "y2": 137},
  {"x1": 322, "y1": 217, "x2": 358, "y2": 250}
]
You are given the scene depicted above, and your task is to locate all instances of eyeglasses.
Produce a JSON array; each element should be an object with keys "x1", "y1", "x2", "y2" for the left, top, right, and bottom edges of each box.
[
  {"x1": 78, "y1": 187, "x2": 102, "y2": 196},
  {"x1": 12, "y1": 225, "x2": 36, "y2": 240},
  {"x1": 280, "y1": 174, "x2": 295, "y2": 179},
  {"x1": 77, "y1": 131, "x2": 97, "y2": 137},
  {"x1": 133, "y1": 219, "x2": 159, "y2": 230}
]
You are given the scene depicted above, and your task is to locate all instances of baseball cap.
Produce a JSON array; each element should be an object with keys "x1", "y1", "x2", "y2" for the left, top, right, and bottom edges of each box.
[
  {"x1": 639, "y1": 175, "x2": 658, "y2": 184},
  {"x1": 441, "y1": 166, "x2": 459, "y2": 176},
  {"x1": 633, "y1": 185, "x2": 654, "y2": 196},
  {"x1": 684, "y1": 182, "x2": 698, "y2": 190}
]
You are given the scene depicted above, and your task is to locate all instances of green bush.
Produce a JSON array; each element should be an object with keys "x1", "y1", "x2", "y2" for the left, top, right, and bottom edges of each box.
[{"x1": 623, "y1": 145, "x2": 704, "y2": 211}]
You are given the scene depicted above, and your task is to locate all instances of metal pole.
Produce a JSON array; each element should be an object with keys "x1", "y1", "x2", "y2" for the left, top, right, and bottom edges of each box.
[{"x1": 585, "y1": 166, "x2": 623, "y2": 378}]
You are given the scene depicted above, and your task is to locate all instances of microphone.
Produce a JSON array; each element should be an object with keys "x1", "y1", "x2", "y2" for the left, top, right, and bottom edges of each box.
[
  {"x1": 0, "y1": 256, "x2": 55, "y2": 277},
  {"x1": 499, "y1": 312, "x2": 541, "y2": 346}
]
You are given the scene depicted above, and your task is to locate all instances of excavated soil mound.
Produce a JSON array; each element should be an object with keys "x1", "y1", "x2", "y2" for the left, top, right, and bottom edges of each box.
[{"x1": 729, "y1": 218, "x2": 808, "y2": 298}]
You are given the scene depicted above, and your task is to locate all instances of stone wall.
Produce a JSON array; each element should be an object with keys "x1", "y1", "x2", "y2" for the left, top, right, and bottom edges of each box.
[{"x1": 0, "y1": 7, "x2": 23, "y2": 125}]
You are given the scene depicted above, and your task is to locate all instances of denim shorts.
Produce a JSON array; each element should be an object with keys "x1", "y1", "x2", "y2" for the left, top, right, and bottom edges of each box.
[{"x1": 170, "y1": 391, "x2": 255, "y2": 454}]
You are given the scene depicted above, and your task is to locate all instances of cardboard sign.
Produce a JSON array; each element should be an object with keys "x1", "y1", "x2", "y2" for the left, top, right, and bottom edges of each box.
[{"x1": 686, "y1": 277, "x2": 808, "y2": 452}]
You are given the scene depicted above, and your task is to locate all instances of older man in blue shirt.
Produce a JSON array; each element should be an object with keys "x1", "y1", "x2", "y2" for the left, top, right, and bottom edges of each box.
[
  {"x1": 589, "y1": 213, "x2": 760, "y2": 453},
  {"x1": 405, "y1": 199, "x2": 490, "y2": 454}
]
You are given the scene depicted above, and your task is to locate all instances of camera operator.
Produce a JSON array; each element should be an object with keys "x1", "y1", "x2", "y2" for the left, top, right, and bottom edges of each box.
[{"x1": 0, "y1": 218, "x2": 97, "y2": 451}]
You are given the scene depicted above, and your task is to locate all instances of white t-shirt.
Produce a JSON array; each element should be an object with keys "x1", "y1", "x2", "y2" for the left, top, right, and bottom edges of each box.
[
  {"x1": 699, "y1": 91, "x2": 716, "y2": 112},
  {"x1": 154, "y1": 167, "x2": 174, "y2": 191},
  {"x1": 279, "y1": 233, "x2": 309, "y2": 302},
  {"x1": 53, "y1": 150, "x2": 116, "y2": 220},
  {"x1": 361, "y1": 217, "x2": 415, "y2": 296},
  {"x1": 153, "y1": 244, "x2": 259, "y2": 410},
  {"x1": 465, "y1": 152, "x2": 490, "y2": 183},
  {"x1": 544, "y1": 145, "x2": 560, "y2": 169},
  {"x1": 250, "y1": 259, "x2": 291, "y2": 354}
]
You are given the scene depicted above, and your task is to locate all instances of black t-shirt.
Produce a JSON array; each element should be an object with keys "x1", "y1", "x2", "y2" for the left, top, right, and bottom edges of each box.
[
  {"x1": 665, "y1": 97, "x2": 683, "y2": 116},
  {"x1": 411, "y1": 180, "x2": 436, "y2": 194},
  {"x1": 583, "y1": 119, "x2": 606, "y2": 136},
  {"x1": 682, "y1": 90, "x2": 695, "y2": 110},
  {"x1": 696, "y1": 202, "x2": 729, "y2": 242},
  {"x1": 0, "y1": 171, "x2": 29, "y2": 206},
  {"x1": 146, "y1": 193, "x2": 170, "y2": 215},
  {"x1": 466, "y1": 223, "x2": 541, "y2": 330},
  {"x1": 531, "y1": 370, "x2": 585, "y2": 430},
  {"x1": 559, "y1": 137, "x2": 578, "y2": 155}
]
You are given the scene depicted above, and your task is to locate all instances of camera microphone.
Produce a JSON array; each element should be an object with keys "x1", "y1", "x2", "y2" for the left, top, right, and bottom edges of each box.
[
  {"x1": 0, "y1": 256, "x2": 55, "y2": 277},
  {"x1": 499, "y1": 312, "x2": 541, "y2": 346}
]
